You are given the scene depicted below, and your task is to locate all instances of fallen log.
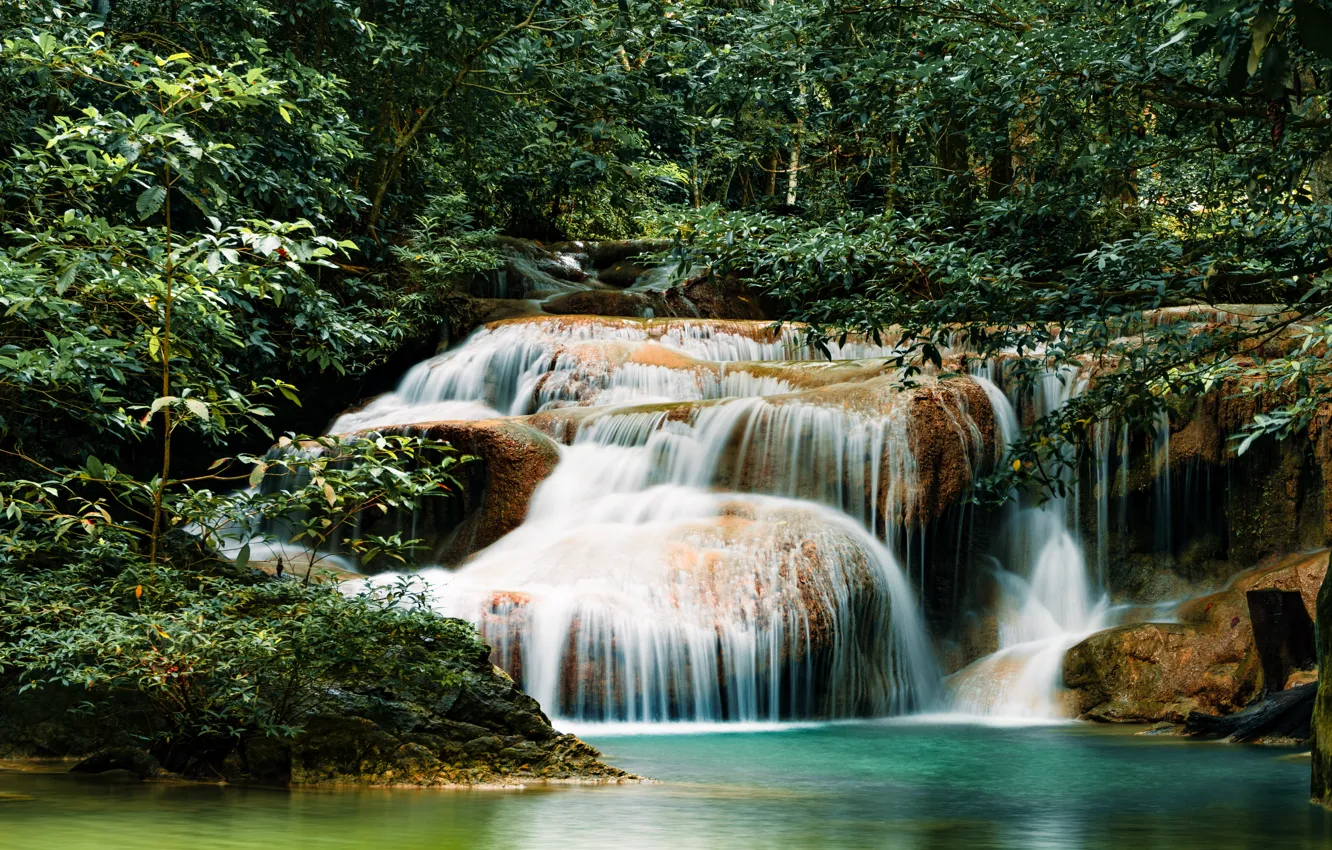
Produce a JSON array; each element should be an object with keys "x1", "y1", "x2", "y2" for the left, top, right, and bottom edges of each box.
[{"x1": 1184, "y1": 681, "x2": 1318, "y2": 743}]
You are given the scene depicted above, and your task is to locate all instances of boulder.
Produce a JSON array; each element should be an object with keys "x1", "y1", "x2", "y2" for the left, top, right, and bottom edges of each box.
[
  {"x1": 286, "y1": 663, "x2": 633, "y2": 787},
  {"x1": 465, "y1": 499, "x2": 914, "y2": 719},
  {"x1": 597, "y1": 260, "x2": 650, "y2": 287},
  {"x1": 373, "y1": 419, "x2": 561, "y2": 564},
  {"x1": 542, "y1": 289, "x2": 651, "y2": 317},
  {"x1": 1064, "y1": 550, "x2": 1327, "y2": 723},
  {"x1": 661, "y1": 270, "x2": 771, "y2": 320}
]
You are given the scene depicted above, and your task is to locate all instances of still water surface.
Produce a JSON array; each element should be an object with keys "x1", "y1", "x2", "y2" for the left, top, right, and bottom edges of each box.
[{"x1": 2, "y1": 721, "x2": 1328, "y2": 849}]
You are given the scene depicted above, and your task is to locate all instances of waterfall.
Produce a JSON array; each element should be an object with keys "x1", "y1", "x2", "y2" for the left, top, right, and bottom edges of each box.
[
  {"x1": 331, "y1": 318, "x2": 894, "y2": 433},
  {"x1": 946, "y1": 371, "x2": 1110, "y2": 719},
  {"x1": 340, "y1": 314, "x2": 968, "y2": 723}
]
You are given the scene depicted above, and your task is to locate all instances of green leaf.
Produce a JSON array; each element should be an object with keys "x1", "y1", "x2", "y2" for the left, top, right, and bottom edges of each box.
[
  {"x1": 249, "y1": 462, "x2": 268, "y2": 488},
  {"x1": 1224, "y1": 38, "x2": 1254, "y2": 94},
  {"x1": 235, "y1": 542, "x2": 250, "y2": 570},
  {"x1": 136, "y1": 186, "x2": 167, "y2": 220},
  {"x1": 184, "y1": 399, "x2": 210, "y2": 421},
  {"x1": 1248, "y1": 2, "x2": 1280, "y2": 75}
]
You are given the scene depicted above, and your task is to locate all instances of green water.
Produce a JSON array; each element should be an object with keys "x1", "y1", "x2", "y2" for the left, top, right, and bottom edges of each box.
[{"x1": 2, "y1": 721, "x2": 1329, "y2": 849}]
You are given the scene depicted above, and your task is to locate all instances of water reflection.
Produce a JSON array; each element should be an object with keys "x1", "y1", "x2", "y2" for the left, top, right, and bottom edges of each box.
[{"x1": 1, "y1": 724, "x2": 1328, "y2": 850}]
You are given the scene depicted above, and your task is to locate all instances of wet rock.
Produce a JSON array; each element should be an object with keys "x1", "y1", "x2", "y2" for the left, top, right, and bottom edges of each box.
[
  {"x1": 70, "y1": 747, "x2": 163, "y2": 780},
  {"x1": 286, "y1": 661, "x2": 635, "y2": 787},
  {"x1": 378, "y1": 419, "x2": 561, "y2": 564},
  {"x1": 597, "y1": 260, "x2": 650, "y2": 288},
  {"x1": 1065, "y1": 550, "x2": 1327, "y2": 723},
  {"x1": 661, "y1": 270, "x2": 771, "y2": 320},
  {"x1": 542, "y1": 289, "x2": 652, "y2": 317}
]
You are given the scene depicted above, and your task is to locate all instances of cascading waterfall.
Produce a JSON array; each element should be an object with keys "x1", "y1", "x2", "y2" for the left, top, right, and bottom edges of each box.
[
  {"x1": 344, "y1": 316, "x2": 964, "y2": 723},
  {"x1": 332, "y1": 318, "x2": 898, "y2": 432},
  {"x1": 946, "y1": 370, "x2": 1110, "y2": 719},
  {"x1": 305, "y1": 309, "x2": 1175, "y2": 726}
]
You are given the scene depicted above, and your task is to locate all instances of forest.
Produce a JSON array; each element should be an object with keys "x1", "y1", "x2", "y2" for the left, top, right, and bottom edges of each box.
[{"x1": 4, "y1": 0, "x2": 1332, "y2": 843}]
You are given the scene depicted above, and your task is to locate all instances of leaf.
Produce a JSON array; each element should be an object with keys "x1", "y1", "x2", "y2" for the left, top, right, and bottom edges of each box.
[
  {"x1": 279, "y1": 105, "x2": 292, "y2": 124},
  {"x1": 249, "y1": 462, "x2": 267, "y2": 487},
  {"x1": 56, "y1": 263, "x2": 77, "y2": 295},
  {"x1": 208, "y1": 457, "x2": 230, "y2": 470},
  {"x1": 323, "y1": 482, "x2": 336, "y2": 506},
  {"x1": 86, "y1": 456, "x2": 104, "y2": 478},
  {"x1": 1295, "y1": 0, "x2": 1332, "y2": 60},
  {"x1": 184, "y1": 398, "x2": 210, "y2": 421},
  {"x1": 134, "y1": 585, "x2": 143, "y2": 599},
  {"x1": 136, "y1": 186, "x2": 167, "y2": 220},
  {"x1": 235, "y1": 542, "x2": 250, "y2": 569},
  {"x1": 1224, "y1": 37, "x2": 1254, "y2": 94},
  {"x1": 1248, "y1": 3, "x2": 1280, "y2": 75}
]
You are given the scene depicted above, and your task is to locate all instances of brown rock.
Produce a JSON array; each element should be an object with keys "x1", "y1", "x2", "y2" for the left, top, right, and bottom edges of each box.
[
  {"x1": 1065, "y1": 550, "x2": 1328, "y2": 723},
  {"x1": 373, "y1": 419, "x2": 561, "y2": 564},
  {"x1": 542, "y1": 290, "x2": 649, "y2": 317}
]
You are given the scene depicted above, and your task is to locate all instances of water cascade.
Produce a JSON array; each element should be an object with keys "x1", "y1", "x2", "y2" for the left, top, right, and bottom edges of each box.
[
  {"x1": 314, "y1": 311, "x2": 1179, "y2": 725},
  {"x1": 343, "y1": 316, "x2": 990, "y2": 722},
  {"x1": 946, "y1": 370, "x2": 1111, "y2": 718}
]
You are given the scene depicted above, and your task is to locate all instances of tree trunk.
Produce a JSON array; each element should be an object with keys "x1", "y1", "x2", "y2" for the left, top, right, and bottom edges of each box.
[{"x1": 1312, "y1": 552, "x2": 1332, "y2": 806}]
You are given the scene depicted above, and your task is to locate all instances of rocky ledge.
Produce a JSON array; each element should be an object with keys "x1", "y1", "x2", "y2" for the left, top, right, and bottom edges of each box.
[
  {"x1": 57, "y1": 648, "x2": 637, "y2": 788},
  {"x1": 1063, "y1": 550, "x2": 1324, "y2": 731}
]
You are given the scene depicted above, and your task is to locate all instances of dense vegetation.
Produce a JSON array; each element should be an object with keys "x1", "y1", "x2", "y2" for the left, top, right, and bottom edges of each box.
[{"x1": 3, "y1": 0, "x2": 1332, "y2": 775}]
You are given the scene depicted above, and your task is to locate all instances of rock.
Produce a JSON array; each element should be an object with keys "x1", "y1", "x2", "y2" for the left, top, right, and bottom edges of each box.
[
  {"x1": 70, "y1": 747, "x2": 163, "y2": 780},
  {"x1": 547, "y1": 239, "x2": 668, "y2": 268},
  {"x1": 661, "y1": 270, "x2": 771, "y2": 320},
  {"x1": 597, "y1": 260, "x2": 650, "y2": 288},
  {"x1": 1065, "y1": 550, "x2": 1328, "y2": 723},
  {"x1": 542, "y1": 289, "x2": 651, "y2": 317},
  {"x1": 286, "y1": 662, "x2": 635, "y2": 787},
  {"x1": 374, "y1": 419, "x2": 561, "y2": 564}
]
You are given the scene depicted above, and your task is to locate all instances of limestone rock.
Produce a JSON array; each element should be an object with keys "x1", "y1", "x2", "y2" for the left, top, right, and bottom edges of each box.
[
  {"x1": 1065, "y1": 550, "x2": 1327, "y2": 723},
  {"x1": 285, "y1": 664, "x2": 634, "y2": 787},
  {"x1": 542, "y1": 290, "x2": 651, "y2": 317},
  {"x1": 376, "y1": 419, "x2": 561, "y2": 564}
]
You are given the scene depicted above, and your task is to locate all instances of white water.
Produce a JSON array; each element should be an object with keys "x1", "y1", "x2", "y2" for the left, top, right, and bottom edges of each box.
[
  {"x1": 343, "y1": 315, "x2": 968, "y2": 722},
  {"x1": 316, "y1": 309, "x2": 1160, "y2": 726},
  {"x1": 331, "y1": 319, "x2": 896, "y2": 433},
  {"x1": 947, "y1": 371, "x2": 1110, "y2": 719}
]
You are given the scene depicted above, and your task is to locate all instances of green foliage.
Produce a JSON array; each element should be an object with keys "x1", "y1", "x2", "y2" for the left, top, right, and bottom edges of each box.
[
  {"x1": 0, "y1": 430, "x2": 479, "y2": 759},
  {"x1": 1, "y1": 556, "x2": 487, "y2": 755}
]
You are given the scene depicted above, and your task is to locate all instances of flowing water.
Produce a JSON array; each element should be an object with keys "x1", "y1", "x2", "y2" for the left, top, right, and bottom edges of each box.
[
  {"x1": 351, "y1": 317, "x2": 946, "y2": 721},
  {"x1": 3, "y1": 723, "x2": 1328, "y2": 849},
  {"x1": 946, "y1": 371, "x2": 1110, "y2": 718},
  {"x1": 313, "y1": 314, "x2": 1186, "y2": 724}
]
